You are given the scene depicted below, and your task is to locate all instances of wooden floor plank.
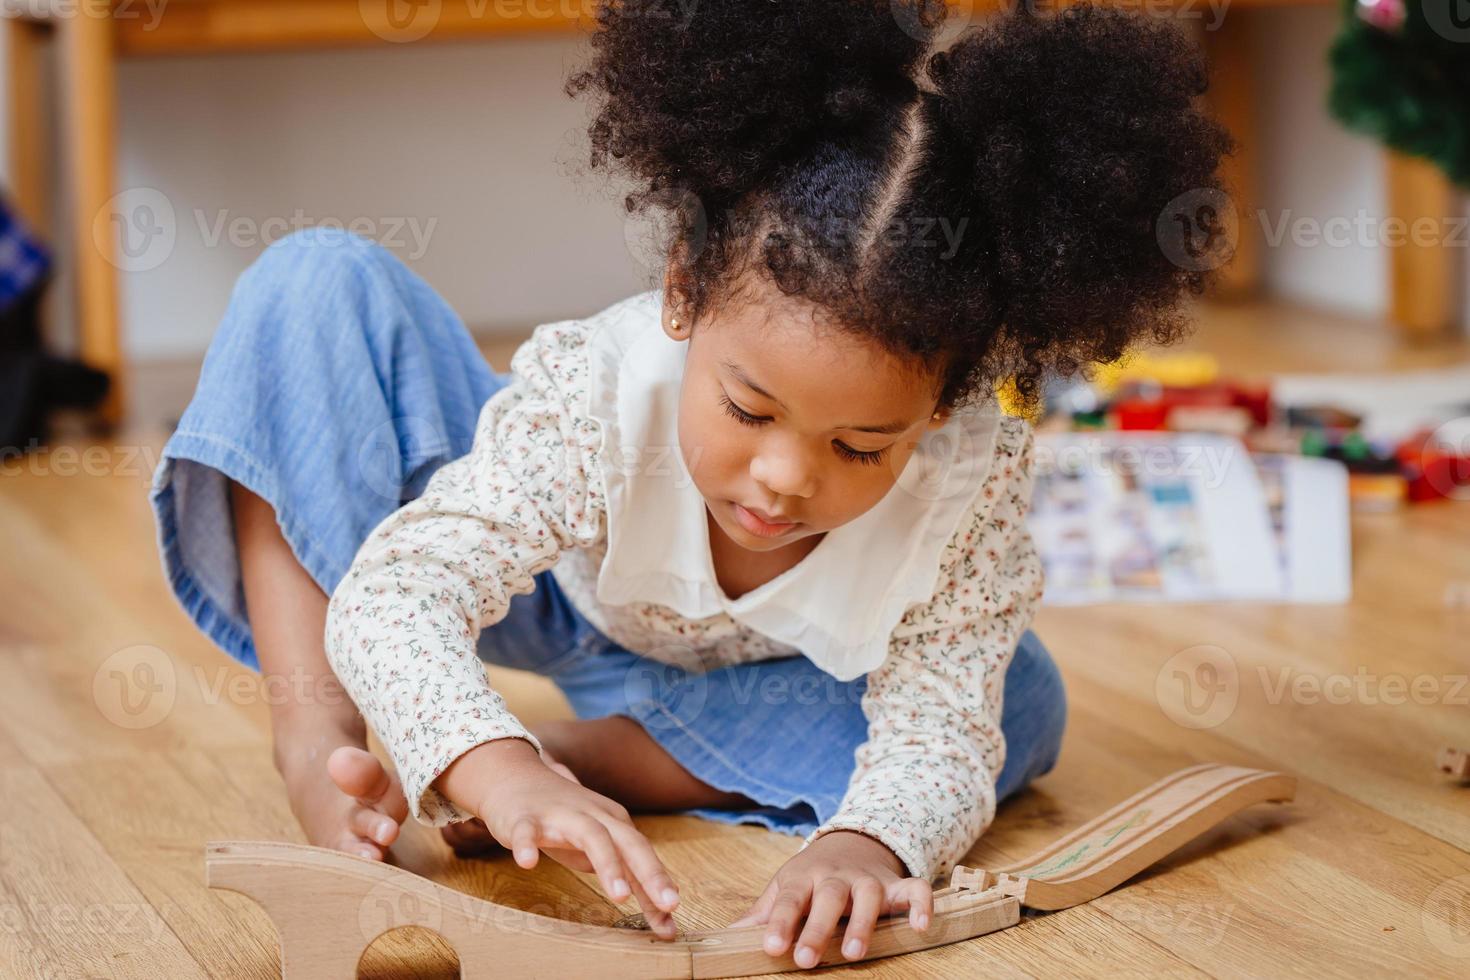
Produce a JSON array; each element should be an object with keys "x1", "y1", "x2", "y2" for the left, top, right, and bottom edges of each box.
[{"x1": 0, "y1": 765, "x2": 209, "y2": 977}]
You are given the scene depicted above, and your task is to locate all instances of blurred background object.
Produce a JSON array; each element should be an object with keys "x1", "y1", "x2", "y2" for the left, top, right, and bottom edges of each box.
[{"x1": 0, "y1": 186, "x2": 108, "y2": 453}]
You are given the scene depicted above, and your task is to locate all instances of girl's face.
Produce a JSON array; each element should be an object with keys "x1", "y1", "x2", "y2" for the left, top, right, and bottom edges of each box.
[{"x1": 664, "y1": 277, "x2": 950, "y2": 555}]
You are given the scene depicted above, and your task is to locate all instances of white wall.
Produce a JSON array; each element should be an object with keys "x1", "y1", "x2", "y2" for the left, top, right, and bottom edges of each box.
[
  {"x1": 15, "y1": 30, "x2": 656, "y2": 361},
  {"x1": 1251, "y1": 6, "x2": 1387, "y2": 316},
  {"x1": 2, "y1": 7, "x2": 1465, "y2": 363}
]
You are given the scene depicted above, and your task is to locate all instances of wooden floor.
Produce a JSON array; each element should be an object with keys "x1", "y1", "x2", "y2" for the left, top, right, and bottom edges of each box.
[{"x1": 3, "y1": 300, "x2": 1469, "y2": 977}]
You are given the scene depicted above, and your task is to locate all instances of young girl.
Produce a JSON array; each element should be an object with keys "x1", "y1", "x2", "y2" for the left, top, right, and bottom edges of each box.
[{"x1": 150, "y1": 0, "x2": 1228, "y2": 967}]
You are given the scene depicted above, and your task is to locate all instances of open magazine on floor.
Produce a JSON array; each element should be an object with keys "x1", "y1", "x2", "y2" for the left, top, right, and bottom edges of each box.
[{"x1": 1030, "y1": 432, "x2": 1351, "y2": 605}]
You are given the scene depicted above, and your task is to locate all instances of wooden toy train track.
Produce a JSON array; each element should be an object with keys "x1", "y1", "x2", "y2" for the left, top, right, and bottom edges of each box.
[{"x1": 206, "y1": 763, "x2": 1296, "y2": 978}]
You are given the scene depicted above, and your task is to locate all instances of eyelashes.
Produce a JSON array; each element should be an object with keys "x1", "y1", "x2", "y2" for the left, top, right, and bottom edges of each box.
[
  {"x1": 718, "y1": 393, "x2": 888, "y2": 466},
  {"x1": 718, "y1": 393, "x2": 766, "y2": 428}
]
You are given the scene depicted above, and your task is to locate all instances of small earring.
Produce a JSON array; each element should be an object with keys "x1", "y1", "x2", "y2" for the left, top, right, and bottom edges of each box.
[{"x1": 671, "y1": 316, "x2": 681, "y2": 331}]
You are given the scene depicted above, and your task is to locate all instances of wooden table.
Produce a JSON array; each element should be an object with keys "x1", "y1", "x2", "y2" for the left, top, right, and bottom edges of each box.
[{"x1": 5, "y1": 0, "x2": 1454, "y2": 427}]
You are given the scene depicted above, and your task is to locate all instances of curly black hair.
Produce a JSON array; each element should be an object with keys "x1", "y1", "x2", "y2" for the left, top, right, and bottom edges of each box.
[{"x1": 564, "y1": 0, "x2": 1234, "y2": 410}]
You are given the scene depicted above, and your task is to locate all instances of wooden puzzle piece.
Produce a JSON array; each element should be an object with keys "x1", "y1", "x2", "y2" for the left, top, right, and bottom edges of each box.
[
  {"x1": 205, "y1": 763, "x2": 1294, "y2": 977},
  {"x1": 949, "y1": 763, "x2": 1297, "y2": 910}
]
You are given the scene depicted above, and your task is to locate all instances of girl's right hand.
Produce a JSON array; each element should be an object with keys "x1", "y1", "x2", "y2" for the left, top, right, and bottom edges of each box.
[{"x1": 436, "y1": 737, "x2": 682, "y2": 939}]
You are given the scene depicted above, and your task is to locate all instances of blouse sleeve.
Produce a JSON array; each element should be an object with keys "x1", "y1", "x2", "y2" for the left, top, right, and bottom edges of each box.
[
  {"x1": 323, "y1": 319, "x2": 606, "y2": 825},
  {"x1": 804, "y1": 417, "x2": 1045, "y2": 881}
]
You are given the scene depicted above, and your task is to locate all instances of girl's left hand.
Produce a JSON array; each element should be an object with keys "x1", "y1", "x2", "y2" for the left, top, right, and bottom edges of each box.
[{"x1": 729, "y1": 830, "x2": 933, "y2": 968}]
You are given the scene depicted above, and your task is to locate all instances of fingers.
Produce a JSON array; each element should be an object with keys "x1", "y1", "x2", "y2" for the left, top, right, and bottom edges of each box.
[
  {"x1": 888, "y1": 878, "x2": 934, "y2": 932},
  {"x1": 729, "y1": 879, "x2": 779, "y2": 929},
  {"x1": 792, "y1": 877, "x2": 850, "y2": 969},
  {"x1": 762, "y1": 880, "x2": 814, "y2": 959},
  {"x1": 623, "y1": 871, "x2": 678, "y2": 941},
  {"x1": 557, "y1": 812, "x2": 633, "y2": 903},
  {"x1": 603, "y1": 819, "x2": 680, "y2": 913},
  {"x1": 508, "y1": 817, "x2": 541, "y2": 869},
  {"x1": 841, "y1": 877, "x2": 885, "y2": 960}
]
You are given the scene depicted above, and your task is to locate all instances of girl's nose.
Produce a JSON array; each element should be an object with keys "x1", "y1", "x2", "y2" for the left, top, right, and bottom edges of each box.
[{"x1": 749, "y1": 441, "x2": 817, "y2": 500}]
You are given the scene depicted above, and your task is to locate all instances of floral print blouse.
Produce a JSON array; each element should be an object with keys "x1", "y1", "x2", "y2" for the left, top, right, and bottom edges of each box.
[{"x1": 324, "y1": 290, "x2": 1045, "y2": 882}]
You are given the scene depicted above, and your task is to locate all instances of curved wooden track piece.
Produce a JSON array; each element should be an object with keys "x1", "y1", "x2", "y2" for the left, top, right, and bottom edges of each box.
[
  {"x1": 950, "y1": 763, "x2": 1296, "y2": 911},
  {"x1": 205, "y1": 763, "x2": 1295, "y2": 976},
  {"x1": 205, "y1": 841, "x2": 1017, "y2": 979}
]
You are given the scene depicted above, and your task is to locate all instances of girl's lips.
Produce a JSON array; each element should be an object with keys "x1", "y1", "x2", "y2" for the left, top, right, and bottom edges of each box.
[{"x1": 732, "y1": 502, "x2": 799, "y2": 538}]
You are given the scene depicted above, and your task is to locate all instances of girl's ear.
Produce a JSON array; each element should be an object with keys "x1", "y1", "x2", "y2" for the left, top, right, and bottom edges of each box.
[
  {"x1": 927, "y1": 406, "x2": 951, "y2": 430},
  {"x1": 661, "y1": 300, "x2": 691, "y2": 342},
  {"x1": 661, "y1": 259, "x2": 693, "y2": 342}
]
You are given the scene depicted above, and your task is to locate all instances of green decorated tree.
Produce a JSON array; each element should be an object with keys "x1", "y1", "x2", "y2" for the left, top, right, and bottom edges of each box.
[{"x1": 1329, "y1": 0, "x2": 1470, "y2": 187}]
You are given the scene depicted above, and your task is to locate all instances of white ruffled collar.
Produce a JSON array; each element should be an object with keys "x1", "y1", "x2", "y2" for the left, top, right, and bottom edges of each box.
[{"x1": 583, "y1": 290, "x2": 1003, "y2": 680}]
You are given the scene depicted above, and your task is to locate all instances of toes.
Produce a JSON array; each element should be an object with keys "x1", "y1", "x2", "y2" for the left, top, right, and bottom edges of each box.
[
  {"x1": 328, "y1": 747, "x2": 408, "y2": 822},
  {"x1": 334, "y1": 831, "x2": 383, "y2": 862},
  {"x1": 379, "y1": 766, "x2": 410, "y2": 823},
  {"x1": 350, "y1": 805, "x2": 401, "y2": 848},
  {"x1": 327, "y1": 746, "x2": 389, "y2": 801}
]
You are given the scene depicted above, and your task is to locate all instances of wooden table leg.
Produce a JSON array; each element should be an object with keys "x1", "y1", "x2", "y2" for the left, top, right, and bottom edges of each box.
[
  {"x1": 1385, "y1": 150, "x2": 1455, "y2": 339},
  {"x1": 6, "y1": 15, "x2": 51, "y2": 237},
  {"x1": 59, "y1": 6, "x2": 125, "y2": 428}
]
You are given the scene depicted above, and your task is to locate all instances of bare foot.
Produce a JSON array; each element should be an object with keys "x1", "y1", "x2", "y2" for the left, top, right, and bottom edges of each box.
[
  {"x1": 301, "y1": 721, "x2": 721, "y2": 862},
  {"x1": 325, "y1": 742, "x2": 583, "y2": 859},
  {"x1": 530, "y1": 717, "x2": 755, "y2": 811},
  {"x1": 271, "y1": 724, "x2": 407, "y2": 860}
]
